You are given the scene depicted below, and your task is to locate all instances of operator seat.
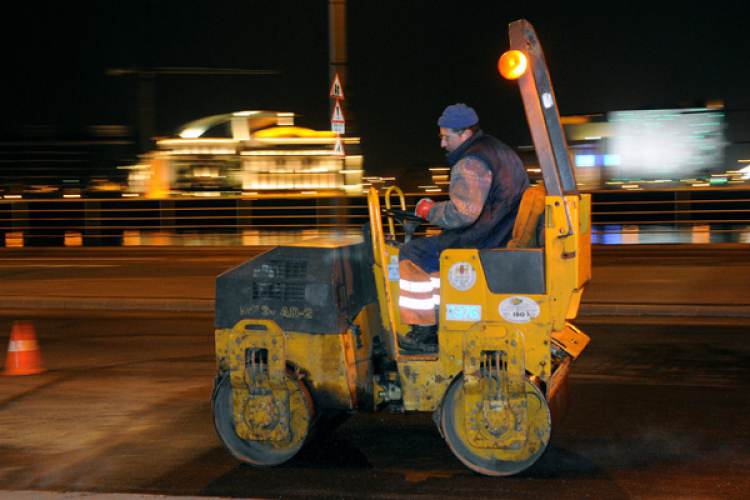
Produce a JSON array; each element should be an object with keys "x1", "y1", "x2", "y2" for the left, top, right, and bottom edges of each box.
[
  {"x1": 479, "y1": 183, "x2": 547, "y2": 295},
  {"x1": 507, "y1": 183, "x2": 546, "y2": 249}
]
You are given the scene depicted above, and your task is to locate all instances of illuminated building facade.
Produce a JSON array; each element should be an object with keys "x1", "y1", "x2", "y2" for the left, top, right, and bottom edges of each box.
[{"x1": 129, "y1": 111, "x2": 363, "y2": 197}]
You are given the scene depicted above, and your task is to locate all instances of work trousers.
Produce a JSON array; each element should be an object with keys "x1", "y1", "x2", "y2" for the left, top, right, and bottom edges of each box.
[{"x1": 398, "y1": 236, "x2": 441, "y2": 325}]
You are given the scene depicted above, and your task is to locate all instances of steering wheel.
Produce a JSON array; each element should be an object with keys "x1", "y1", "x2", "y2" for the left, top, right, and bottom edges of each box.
[{"x1": 382, "y1": 208, "x2": 427, "y2": 243}]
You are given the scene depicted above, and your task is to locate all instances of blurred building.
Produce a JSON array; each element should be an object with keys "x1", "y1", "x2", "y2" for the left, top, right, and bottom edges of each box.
[
  {"x1": 125, "y1": 111, "x2": 363, "y2": 197},
  {"x1": 561, "y1": 105, "x2": 737, "y2": 190}
]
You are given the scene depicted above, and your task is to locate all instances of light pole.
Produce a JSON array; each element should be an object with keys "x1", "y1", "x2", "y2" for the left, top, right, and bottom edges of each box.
[{"x1": 329, "y1": 0, "x2": 353, "y2": 134}]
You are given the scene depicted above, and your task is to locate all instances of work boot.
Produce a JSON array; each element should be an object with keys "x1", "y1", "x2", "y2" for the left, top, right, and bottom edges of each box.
[{"x1": 398, "y1": 325, "x2": 438, "y2": 354}]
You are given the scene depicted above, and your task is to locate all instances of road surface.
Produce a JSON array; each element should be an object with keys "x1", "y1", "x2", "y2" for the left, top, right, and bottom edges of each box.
[
  {"x1": 0, "y1": 312, "x2": 748, "y2": 500},
  {"x1": 0, "y1": 244, "x2": 749, "y2": 499}
]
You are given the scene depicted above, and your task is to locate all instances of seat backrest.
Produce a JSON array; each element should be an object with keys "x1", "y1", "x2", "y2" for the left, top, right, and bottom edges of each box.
[{"x1": 506, "y1": 184, "x2": 546, "y2": 249}]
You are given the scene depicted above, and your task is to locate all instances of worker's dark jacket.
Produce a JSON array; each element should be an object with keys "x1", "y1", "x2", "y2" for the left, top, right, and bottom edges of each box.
[{"x1": 438, "y1": 131, "x2": 530, "y2": 253}]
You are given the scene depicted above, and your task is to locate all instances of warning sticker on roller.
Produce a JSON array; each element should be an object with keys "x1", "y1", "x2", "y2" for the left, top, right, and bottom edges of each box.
[{"x1": 498, "y1": 296, "x2": 540, "y2": 324}]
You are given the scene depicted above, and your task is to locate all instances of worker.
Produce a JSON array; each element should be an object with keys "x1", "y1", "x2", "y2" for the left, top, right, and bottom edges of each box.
[{"x1": 398, "y1": 103, "x2": 530, "y2": 353}]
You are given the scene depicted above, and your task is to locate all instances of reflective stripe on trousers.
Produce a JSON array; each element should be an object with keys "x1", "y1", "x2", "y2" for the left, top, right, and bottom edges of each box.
[{"x1": 399, "y1": 259, "x2": 439, "y2": 325}]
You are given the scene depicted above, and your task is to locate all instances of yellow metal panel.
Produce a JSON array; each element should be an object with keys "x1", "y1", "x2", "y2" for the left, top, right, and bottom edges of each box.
[
  {"x1": 351, "y1": 303, "x2": 381, "y2": 410},
  {"x1": 285, "y1": 330, "x2": 353, "y2": 409},
  {"x1": 440, "y1": 250, "x2": 486, "y2": 333},
  {"x1": 579, "y1": 193, "x2": 591, "y2": 235},
  {"x1": 384, "y1": 245, "x2": 411, "y2": 338},
  {"x1": 215, "y1": 328, "x2": 231, "y2": 372},
  {"x1": 545, "y1": 196, "x2": 570, "y2": 237},
  {"x1": 462, "y1": 322, "x2": 528, "y2": 449},
  {"x1": 218, "y1": 319, "x2": 356, "y2": 412},
  {"x1": 544, "y1": 195, "x2": 580, "y2": 331},
  {"x1": 516, "y1": 321, "x2": 552, "y2": 380},
  {"x1": 565, "y1": 287, "x2": 584, "y2": 319},
  {"x1": 227, "y1": 320, "x2": 289, "y2": 441},
  {"x1": 551, "y1": 322, "x2": 590, "y2": 360},
  {"x1": 398, "y1": 286, "x2": 463, "y2": 411},
  {"x1": 398, "y1": 358, "x2": 458, "y2": 412},
  {"x1": 367, "y1": 188, "x2": 406, "y2": 357},
  {"x1": 372, "y1": 262, "x2": 389, "y2": 330},
  {"x1": 339, "y1": 320, "x2": 362, "y2": 407},
  {"x1": 440, "y1": 249, "x2": 553, "y2": 381},
  {"x1": 577, "y1": 194, "x2": 593, "y2": 288}
]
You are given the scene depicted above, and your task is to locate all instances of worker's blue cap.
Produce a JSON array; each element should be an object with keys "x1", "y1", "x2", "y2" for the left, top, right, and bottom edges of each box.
[{"x1": 437, "y1": 103, "x2": 479, "y2": 129}]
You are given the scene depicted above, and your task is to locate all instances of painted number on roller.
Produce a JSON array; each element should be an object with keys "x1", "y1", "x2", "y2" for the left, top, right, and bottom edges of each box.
[{"x1": 446, "y1": 304, "x2": 481, "y2": 322}]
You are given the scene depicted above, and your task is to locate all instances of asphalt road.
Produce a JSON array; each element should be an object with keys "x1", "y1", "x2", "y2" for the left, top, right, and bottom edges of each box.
[
  {"x1": 0, "y1": 312, "x2": 749, "y2": 500},
  {"x1": 0, "y1": 244, "x2": 749, "y2": 499}
]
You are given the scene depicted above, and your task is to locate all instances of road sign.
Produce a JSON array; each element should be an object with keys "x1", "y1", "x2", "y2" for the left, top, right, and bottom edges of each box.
[
  {"x1": 330, "y1": 74, "x2": 344, "y2": 99},
  {"x1": 330, "y1": 74, "x2": 345, "y2": 158},
  {"x1": 332, "y1": 135, "x2": 345, "y2": 157},
  {"x1": 331, "y1": 101, "x2": 345, "y2": 123}
]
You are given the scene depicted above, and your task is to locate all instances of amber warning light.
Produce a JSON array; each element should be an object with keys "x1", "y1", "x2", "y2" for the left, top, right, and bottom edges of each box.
[{"x1": 498, "y1": 50, "x2": 528, "y2": 80}]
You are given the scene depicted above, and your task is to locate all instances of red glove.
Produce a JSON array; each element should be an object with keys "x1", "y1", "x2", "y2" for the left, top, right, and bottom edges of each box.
[{"x1": 415, "y1": 198, "x2": 435, "y2": 219}]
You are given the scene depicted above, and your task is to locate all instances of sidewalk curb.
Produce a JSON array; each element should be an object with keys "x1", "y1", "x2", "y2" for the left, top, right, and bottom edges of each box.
[{"x1": 1, "y1": 296, "x2": 749, "y2": 318}]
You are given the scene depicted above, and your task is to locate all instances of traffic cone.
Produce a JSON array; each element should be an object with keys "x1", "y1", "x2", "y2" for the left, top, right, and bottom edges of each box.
[{"x1": 2, "y1": 321, "x2": 45, "y2": 376}]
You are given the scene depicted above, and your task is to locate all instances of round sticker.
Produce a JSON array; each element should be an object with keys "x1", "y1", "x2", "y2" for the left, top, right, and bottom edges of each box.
[
  {"x1": 498, "y1": 296, "x2": 541, "y2": 324},
  {"x1": 448, "y1": 262, "x2": 477, "y2": 291}
]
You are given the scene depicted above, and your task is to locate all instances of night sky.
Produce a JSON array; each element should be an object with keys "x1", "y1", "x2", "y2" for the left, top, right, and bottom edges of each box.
[{"x1": 2, "y1": 0, "x2": 749, "y2": 176}]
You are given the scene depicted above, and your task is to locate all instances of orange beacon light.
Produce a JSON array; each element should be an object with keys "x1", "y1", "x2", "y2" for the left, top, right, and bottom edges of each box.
[{"x1": 498, "y1": 50, "x2": 528, "y2": 80}]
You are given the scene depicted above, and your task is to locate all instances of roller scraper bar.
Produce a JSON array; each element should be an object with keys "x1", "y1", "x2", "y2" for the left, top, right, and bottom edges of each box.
[{"x1": 508, "y1": 19, "x2": 577, "y2": 234}]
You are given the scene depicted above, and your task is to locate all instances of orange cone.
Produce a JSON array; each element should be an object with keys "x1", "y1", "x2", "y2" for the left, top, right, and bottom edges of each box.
[{"x1": 2, "y1": 321, "x2": 45, "y2": 376}]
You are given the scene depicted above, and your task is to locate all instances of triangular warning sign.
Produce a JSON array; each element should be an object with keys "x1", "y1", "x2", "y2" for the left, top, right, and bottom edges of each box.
[
  {"x1": 332, "y1": 135, "x2": 345, "y2": 158},
  {"x1": 329, "y1": 74, "x2": 344, "y2": 99},
  {"x1": 331, "y1": 101, "x2": 345, "y2": 123}
]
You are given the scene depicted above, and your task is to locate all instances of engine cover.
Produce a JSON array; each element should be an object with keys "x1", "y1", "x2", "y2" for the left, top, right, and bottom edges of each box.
[{"x1": 215, "y1": 237, "x2": 377, "y2": 334}]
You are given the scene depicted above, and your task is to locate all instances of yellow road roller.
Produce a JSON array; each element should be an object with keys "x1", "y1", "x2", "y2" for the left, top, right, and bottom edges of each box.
[{"x1": 211, "y1": 19, "x2": 590, "y2": 476}]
